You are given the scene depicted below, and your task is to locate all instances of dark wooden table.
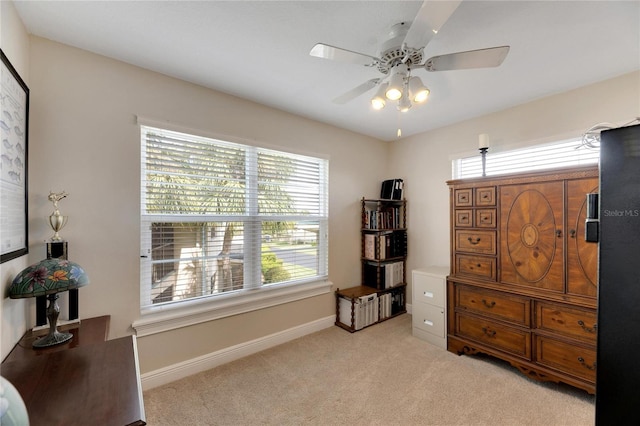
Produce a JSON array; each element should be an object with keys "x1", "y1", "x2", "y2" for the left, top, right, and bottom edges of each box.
[
  {"x1": 3, "y1": 315, "x2": 111, "y2": 362},
  {"x1": 1, "y1": 316, "x2": 146, "y2": 426}
]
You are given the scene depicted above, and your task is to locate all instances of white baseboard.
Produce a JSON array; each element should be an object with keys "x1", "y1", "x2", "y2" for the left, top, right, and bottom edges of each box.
[{"x1": 140, "y1": 315, "x2": 335, "y2": 390}]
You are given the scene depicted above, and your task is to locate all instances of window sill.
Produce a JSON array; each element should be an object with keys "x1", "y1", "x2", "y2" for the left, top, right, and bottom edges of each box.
[{"x1": 132, "y1": 279, "x2": 333, "y2": 337}]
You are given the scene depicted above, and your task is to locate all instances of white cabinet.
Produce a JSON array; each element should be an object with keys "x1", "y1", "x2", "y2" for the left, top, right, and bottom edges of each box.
[{"x1": 412, "y1": 266, "x2": 448, "y2": 349}]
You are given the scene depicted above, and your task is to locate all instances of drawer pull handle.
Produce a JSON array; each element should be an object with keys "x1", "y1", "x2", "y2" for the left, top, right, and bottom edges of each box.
[
  {"x1": 467, "y1": 237, "x2": 481, "y2": 245},
  {"x1": 482, "y1": 299, "x2": 496, "y2": 308},
  {"x1": 423, "y1": 291, "x2": 434, "y2": 298},
  {"x1": 570, "y1": 229, "x2": 576, "y2": 238},
  {"x1": 556, "y1": 230, "x2": 562, "y2": 238},
  {"x1": 577, "y1": 320, "x2": 597, "y2": 333},
  {"x1": 578, "y1": 357, "x2": 597, "y2": 371},
  {"x1": 423, "y1": 319, "x2": 434, "y2": 327},
  {"x1": 481, "y1": 327, "x2": 496, "y2": 337}
]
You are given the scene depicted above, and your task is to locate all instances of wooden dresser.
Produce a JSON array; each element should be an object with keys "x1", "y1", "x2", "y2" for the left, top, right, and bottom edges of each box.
[{"x1": 447, "y1": 166, "x2": 598, "y2": 393}]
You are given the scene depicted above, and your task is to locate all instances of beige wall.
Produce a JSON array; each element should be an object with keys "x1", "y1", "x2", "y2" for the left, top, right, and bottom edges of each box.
[
  {"x1": 1, "y1": 0, "x2": 31, "y2": 360},
  {"x1": 24, "y1": 37, "x2": 387, "y2": 372},
  {"x1": 389, "y1": 70, "x2": 640, "y2": 302}
]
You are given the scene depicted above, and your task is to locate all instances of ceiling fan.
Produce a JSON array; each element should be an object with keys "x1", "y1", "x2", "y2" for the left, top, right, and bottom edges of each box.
[{"x1": 309, "y1": 0, "x2": 510, "y2": 113}]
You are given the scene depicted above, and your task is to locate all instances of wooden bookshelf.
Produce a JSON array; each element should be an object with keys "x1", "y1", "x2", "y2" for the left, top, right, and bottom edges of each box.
[{"x1": 335, "y1": 198, "x2": 407, "y2": 332}]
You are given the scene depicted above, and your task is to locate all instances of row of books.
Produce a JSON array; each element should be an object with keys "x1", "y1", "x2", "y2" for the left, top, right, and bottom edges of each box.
[
  {"x1": 380, "y1": 179, "x2": 404, "y2": 201},
  {"x1": 363, "y1": 261, "x2": 404, "y2": 290},
  {"x1": 363, "y1": 206, "x2": 402, "y2": 230},
  {"x1": 338, "y1": 290, "x2": 406, "y2": 330},
  {"x1": 363, "y1": 230, "x2": 407, "y2": 260},
  {"x1": 390, "y1": 290, "x2": 405, "y2": 315},
  {"x1": 378, "y1": 293, "x2": 394, "y2": 321}
]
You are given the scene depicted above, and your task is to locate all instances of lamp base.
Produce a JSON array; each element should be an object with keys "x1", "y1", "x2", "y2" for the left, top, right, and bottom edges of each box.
[
  {"x1": 32, "y1": 293, "x2": 73, "y2": 348},
  {"x1": 32, "y1": 330, "x2": 73, "y2": 348}
]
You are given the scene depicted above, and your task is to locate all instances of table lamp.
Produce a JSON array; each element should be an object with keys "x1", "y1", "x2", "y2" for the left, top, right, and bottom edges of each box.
[{"x1": 9, "y1": 258, "x2": 89, "y2": 348}]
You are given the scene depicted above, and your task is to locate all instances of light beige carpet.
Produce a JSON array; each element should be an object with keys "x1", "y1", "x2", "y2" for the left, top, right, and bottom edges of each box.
[{"x1": 143, "y1": 314, "x2": 595, "y2": 425}]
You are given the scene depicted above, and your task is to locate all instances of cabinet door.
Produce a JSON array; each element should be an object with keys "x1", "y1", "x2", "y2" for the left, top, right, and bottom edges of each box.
[
  {"x1": 500, "y1": 182, "x2": 564, "y2": 292},
  {"x1": 566, "y1": 178, "x2": 599, "y2": 298}
]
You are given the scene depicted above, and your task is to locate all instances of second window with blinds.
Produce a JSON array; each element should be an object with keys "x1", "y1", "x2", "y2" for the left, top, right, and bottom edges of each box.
[
  {"x1": 453, "y1": 138, "x2": 599, "y2": 179},
  {"x1": 140, "y1": 125, "x2": 329, "y2": 312}
]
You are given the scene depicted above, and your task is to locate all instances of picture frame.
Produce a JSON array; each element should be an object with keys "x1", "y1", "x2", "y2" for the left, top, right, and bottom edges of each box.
[{"x1": 1, "y1": 49, "x2": 29, "y2": 263}]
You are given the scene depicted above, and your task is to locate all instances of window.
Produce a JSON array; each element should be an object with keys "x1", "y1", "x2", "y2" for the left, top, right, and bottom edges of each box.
[
  {"x1": 140, "y1": 126, "x2": 329, "y2": 312},
  {"x1": 453, "y1": 138, "x2": 599, "y2": 179}
]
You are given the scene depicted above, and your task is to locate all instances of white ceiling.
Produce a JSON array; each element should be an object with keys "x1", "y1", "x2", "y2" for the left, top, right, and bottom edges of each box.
[{"x1": 13, "y1": 1, "x2": 640, "y2": 142}]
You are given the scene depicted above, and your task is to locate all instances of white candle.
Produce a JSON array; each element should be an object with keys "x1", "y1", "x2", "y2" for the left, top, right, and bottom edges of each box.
[{"x1": 479, "y1": 133, "x2": 490, "y2": 149}]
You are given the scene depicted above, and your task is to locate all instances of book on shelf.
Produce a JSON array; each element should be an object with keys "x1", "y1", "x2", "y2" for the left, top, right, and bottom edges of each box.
[
  {"x1": 386, "y1": 261, "x2": 404, "y2": 288},
  {"x1": 380, "y1": 234, "x2": 386, "y2": 259},
  {"x1": 380, "y1": 230, "x2": 407, "y2": 260},
  {"x1": 391, "y1": 289, "x2": 405, "y2": 315},
  {"x1": 380, "y1": 179, "x2": 404, "y2": 200},
  {"x1": 363, "y1": 231, "x2": 406, "y2": 262},
  {"x1": 379, "y1": 293, "x2": 391, "y2": 320},
  {"x1": 363, "y1": 205, "x2": 402, "y2": 230},
  {"x1": 394, "y1": 230, "x2": 408, "y2": 257},
  {"x1": 363, "y1": 234, "x2": 376, "y2": 260},
  {"x1": 363, "y1": 261, "x2": 404, "y2": 290}
]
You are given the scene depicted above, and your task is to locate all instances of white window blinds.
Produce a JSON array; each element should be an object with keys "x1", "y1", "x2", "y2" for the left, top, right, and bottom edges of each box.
[
  {"x1": 453, "y1": 139, "x2": 599, "y2": 179},
  {"x1": 140, "y1": 126, "x2": 328, "y2": 309}
]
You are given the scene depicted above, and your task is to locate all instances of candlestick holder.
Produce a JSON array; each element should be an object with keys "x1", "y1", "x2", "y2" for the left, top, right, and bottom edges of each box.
[{"x1": 479, "y1": 147, "x2": 489, "y2": 177}]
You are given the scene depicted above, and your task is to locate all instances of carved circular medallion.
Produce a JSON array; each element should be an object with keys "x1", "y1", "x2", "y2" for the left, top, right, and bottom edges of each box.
[
  {"x1": 506, "y1": 189, "x2": 556, "y2": 282},
  {"x1": 520, "y1": 223, "x2": 539, "y2": 247}
]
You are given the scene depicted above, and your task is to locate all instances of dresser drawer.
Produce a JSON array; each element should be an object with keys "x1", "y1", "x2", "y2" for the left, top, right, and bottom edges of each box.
[
  {"x1": 476, "y1": 209, "x2": 497, "y2": 228},
  {"x1": 455, "y1": 209, "x2": 473, "y2": 227},
  {"x1": 535, "y1": 335, "x2": 596, "y2": 382},
  {"x1": 455, "y1": 230, "x2": 496, "y2": 255},
  {"x1": 475, "y1": 187, "x2": 496, "y2": 206},
  {"x1": 413, "y1": 303, "x2": 445, "y2": 338},
  {"x1": 455, "y1": 188, "x2": 473, "y2": 207},
  {"x1": 536, "y1": 303, "x2": 597, "y2": 343},
  {"x1": 456, "y1": 314, "x2": 531, "y2": 359},
  {"x1": 456, "y1": 285, "x2": 530, "y2": 326},
  {"x1": 455, "y1": 255, "x2": 496, "y2": 280}
]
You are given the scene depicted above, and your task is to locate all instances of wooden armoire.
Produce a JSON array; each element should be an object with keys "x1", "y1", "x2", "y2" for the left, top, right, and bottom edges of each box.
[{"x1": 446, "y1": 165, "x2": 598, "y2": 393}]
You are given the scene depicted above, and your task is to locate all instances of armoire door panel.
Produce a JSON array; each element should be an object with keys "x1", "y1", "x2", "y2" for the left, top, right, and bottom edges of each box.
[
  {"x1": 500, "y1": 182, "x2": 564, "y2": 291},
  {"x1": 566, "y1": 178, "x2": 599, "y2": 298}
]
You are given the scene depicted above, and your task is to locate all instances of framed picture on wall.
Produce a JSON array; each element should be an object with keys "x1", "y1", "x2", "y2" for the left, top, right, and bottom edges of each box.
[{"x1": 1, "y1": 49, "x2": 29, "y2": 263}]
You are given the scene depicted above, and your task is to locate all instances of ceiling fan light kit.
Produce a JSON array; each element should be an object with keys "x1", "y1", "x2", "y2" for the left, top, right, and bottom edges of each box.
[
  {"x1": 371, "y1": 83, "x2": 388, "y2": 110},
  {"x1": 375, "y1": 71, "x2": 430, "y2": 112},
  {"x1": 409, "y1": 76, "x2": 430, "y2": 103},
  {"x1": 398, "y1": 97, "x2": 412, "y2": 113},
  {"x1": 310, "y1": 0, "x2": 509, "y2": 125},
  {"x1": 385, "y1": 63, "x2": 408, "y2": 101}
]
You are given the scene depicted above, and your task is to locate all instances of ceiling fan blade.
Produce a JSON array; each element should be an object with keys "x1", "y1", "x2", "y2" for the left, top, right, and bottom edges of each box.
[
  {"x1": 310, "y1": 43, "x2": 379, "y2": 67},
  {"x1": 424, "y1": 46, "x2": 510, "y2": 71},
  {"x1": 402, "y1": 0, "x2": 462, "y2": 50},
  {"x1": 332, "y1": 79, "x2": 381, "y2": 104}
]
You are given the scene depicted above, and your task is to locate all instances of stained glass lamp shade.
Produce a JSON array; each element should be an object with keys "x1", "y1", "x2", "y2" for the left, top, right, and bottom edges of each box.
[{"x1": 9, "y1": 259, "x2": 89, "y2": 348}]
